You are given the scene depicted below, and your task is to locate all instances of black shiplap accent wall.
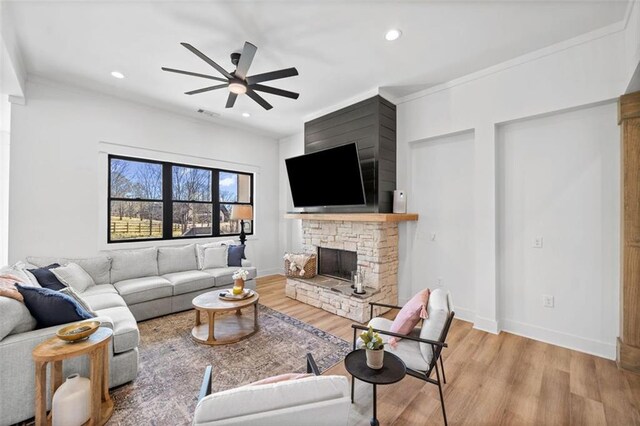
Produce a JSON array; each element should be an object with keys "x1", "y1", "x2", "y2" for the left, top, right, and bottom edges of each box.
[{"x1": 303, "y1": 95, "x2": 397, "y2": 213}]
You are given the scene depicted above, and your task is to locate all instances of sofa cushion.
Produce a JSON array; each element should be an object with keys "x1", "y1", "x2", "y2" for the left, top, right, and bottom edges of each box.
[
  {"x1": 194, "y1": 376, "x2": 349, "y2": 424},
  {"x1": 203, "y1": 266, "x2": 257, "y2": 286},
  {"x1": 0, "y1": 296, "x2": 37, "y2": 340},
  {"x1": 202, "y1": 247, "x2": 228, "y2": 269},
  {"x1": 27, "y1": 264, "x2": 65, "y2": 290},
  {"x1": 52, "y1": 263, "x2": 96, "y2": 293},
  {"x1": 82, "y1": 292, "x2": 128, "y2": 311},
  {"x1": 27, "y1": 256, "x2": 112, "y2": 285},
  {"x1": 114, "y1": 276, "x2": 172, "y2": 305},
  {"x1": 227, "y1": 245, "x2": 246, "y2": 266},
  {"x1": 162, "y1": 271, "x2": 215, "y2": 296},
  {"x1": 196, "y1": 240, "x2": 236, "y2": 269},
  {"x1": 16, "y1": 284, "x2": 94, "y2": 329},
  {"x1": 82, "y1": 284, "x2": 118, "y2": 297},
  {"x1": 94, "y1": 306, "x2": 139, "y2": 353},
  {"x1": 59, "y1": 287, "x2": 98, "y2": 316},
  {"x1": 1, "y1": 262, "x2": 41, "y2": 286},
  {"x1": 109, "y1": 247, "x2": 158, "y2": 283},
  {"x1": 364, "y1": 317, "x2": 429, "y2": 372},
  {"x1": 158, "y1": 244, "x2": 197, "y2": 275},
  {"x1": 418, "y1": 288, "x2": 452, "y2": 365}
]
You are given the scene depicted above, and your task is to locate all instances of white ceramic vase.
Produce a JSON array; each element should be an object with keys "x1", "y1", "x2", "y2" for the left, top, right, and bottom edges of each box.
[
  {"x1": 366, "y1": 348, "x2": 385, "y2": 369},
  {"x1": 52, "y1": 374, "x2": 91, "y2": 426}
]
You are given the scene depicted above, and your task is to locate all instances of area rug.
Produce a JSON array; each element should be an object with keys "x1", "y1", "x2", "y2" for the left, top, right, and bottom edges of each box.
[{"x1": 108, "y1": 305, "x2": 351, "y2": 425}]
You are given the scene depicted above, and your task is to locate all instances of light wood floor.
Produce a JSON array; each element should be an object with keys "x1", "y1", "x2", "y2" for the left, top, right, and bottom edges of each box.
[{"x1": 256, "y1": 275, "x2": 640, "y2": 425}]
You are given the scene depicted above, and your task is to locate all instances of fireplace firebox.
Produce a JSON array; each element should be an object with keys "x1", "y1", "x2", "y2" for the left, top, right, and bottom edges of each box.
[{"x1": 317, "y1": 247, "x2": 357, "y2": 282}]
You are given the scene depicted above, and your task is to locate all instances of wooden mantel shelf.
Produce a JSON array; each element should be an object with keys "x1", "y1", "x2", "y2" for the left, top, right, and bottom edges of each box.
[{"x1": 284, "y1": 213, "x2": 419, "y2": 222}]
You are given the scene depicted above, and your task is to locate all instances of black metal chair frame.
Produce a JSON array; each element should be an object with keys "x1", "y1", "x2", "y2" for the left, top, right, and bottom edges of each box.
[
  {"x1": 198, "y1": 353, "x2": 320, "y2": 403},
  {"x1": 351, "y1": 301, "x2": 455, "y2": 426}
]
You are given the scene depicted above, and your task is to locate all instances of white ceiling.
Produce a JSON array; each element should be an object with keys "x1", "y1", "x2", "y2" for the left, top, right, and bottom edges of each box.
[{"x1": 2, "y1": 1, "x2": 629, "y2": 138}]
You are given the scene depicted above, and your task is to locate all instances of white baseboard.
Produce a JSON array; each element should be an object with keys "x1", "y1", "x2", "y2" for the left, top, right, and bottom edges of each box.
[
  {"x1": 450, "y1": 306, "x2": 475, "y2": 324},
  {"x1": 257, "y1": 268, "x2": 285, "y2": 277},
  {"x1": 474, "y1": 315, "x2": 500, "y2": 334},
  {"x1": 500, "y1": 318, "x2": 616, "y2": 360}
]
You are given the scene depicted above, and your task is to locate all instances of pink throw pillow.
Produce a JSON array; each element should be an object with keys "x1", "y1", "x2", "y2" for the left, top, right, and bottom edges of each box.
[
  {"x1": 248, "y1": 373, "x2": 312, "y2": 386},
  {"x1": 388, "y1": 288, "x2": 430, "y2": 348}
]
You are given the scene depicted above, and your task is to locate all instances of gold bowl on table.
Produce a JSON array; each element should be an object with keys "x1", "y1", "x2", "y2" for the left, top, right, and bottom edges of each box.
[{"x1": 56, "y1": 320, "x2": 101, "y2": 342}]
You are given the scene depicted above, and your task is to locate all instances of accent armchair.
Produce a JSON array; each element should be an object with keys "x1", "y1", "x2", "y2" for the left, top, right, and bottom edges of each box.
[
  {"x1": 193, "y1": 354, "x2": 351, "y2": 426},
  {"x1": 351, "y1": 288, "x2": 455, "y2": 426}
]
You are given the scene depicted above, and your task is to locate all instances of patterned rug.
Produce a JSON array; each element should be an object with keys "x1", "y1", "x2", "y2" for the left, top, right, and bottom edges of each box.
[{"x1": 107, "y1": 305, "x2": 351, "y2": 425}]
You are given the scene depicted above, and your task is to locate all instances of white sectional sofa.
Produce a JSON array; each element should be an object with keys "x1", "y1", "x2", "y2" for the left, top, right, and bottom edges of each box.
[{"x1": 0, "y1": 241, "x2": 257, "y2": 426}]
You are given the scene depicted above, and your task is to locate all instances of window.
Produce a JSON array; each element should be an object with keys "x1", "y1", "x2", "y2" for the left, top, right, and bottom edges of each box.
[{"x1": 108, "y1": 155, "x2": 253, "y2": 242}]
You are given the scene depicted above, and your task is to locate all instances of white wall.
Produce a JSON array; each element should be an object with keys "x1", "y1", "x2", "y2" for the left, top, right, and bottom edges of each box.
[
  {"x1": 278, "y1": 132, "x2": 304, "y2": 263},
  {"x1": 9, "y1": 78, "x2": 282, "y2": 274},
  {"x1": 497, "y1": 102, "x2": 620, "y2": 357},
  {"x1": 395, "y1": 6, "x2": 639, "y2": 358},
  {"x1": 407, "y1": 130, "x2": 476, "y2": 321},
  {"x1": 0, "y1": 95, "x2": 9, "y2": 265}
]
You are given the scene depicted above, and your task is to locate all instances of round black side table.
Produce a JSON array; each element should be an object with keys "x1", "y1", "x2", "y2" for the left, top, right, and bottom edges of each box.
[{"x1": 345, "y1": 349, "x2": 407, "y2": 426}]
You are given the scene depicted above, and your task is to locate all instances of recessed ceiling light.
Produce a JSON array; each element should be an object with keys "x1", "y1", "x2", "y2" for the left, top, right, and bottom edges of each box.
[
  {"x1": 385, "y1": 29, "x2": 402, "y2": 41},
  {"x1": 242, "y1": 112, "x2": 251, "y2": 118},
  {"x1": 111, "y1": 71, "x2": 125, "y2": 79}
]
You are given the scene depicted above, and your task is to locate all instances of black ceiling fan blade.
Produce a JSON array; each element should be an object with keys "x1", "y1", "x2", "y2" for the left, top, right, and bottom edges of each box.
[
  {"x1": 250, "y1": 84, "x2": 299, "y2": 99},
  {"x1": 181, "y1": 42, "x2": 233, "y2": 80},
  {"x1": 185, "y1": 84, "x2": 228, "y2": 95},
  {"x1": 234, "y1": 42, "x2": 257, "y2": 80},
  {"x1": 225, "y1": 92, "x2": 238, "y2": 108},
  {"x1": 246, "y1": 89, "x2": 273, "y2": 110},
  {"x1": 161, "y1": 67, "x2": 228, "y2": 83},
  {"x1": 246, "y1": 67, "x2": 298, "y2": 85}
]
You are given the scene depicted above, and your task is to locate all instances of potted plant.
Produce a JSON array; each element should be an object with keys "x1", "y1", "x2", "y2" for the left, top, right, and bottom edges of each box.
[
  {"x1": 232, "y1": 269, "x2": 249, "y2": 295},
  {"x1": 360, "y1": 326, "x2": 385, "y2": 369}
]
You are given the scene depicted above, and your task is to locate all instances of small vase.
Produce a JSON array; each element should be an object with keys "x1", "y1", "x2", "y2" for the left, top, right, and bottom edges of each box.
[
  {"x1": 366, "y1": 348, "x2": 384, "y2": 370},
  {"x1": 234, "y1": 278, "x2": 245, "y2": 291},
  {"x1": 52, "y1": 374, "x2": 91, "y2": 426}
]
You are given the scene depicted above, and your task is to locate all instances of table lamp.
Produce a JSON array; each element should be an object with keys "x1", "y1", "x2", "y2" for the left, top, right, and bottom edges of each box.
[{"x1": 230, "y1": 205, "x2": 253, "y2": 245}]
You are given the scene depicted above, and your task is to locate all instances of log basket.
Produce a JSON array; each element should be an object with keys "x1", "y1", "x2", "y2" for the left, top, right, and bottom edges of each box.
[{"x1": 284, "y1": 254, "x2": 317, "y2": 279}]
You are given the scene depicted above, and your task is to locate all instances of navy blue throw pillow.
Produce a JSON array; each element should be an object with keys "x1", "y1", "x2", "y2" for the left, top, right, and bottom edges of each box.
[
  {"x1": 227, "y1": 245, "x2": 246, "y2": 267},
  {"x1": 15, "y1": 284, "x2": 94, "y2": 329},
  {"x1": 27, "y1": 263, "x2": 65, "y2": 290}
]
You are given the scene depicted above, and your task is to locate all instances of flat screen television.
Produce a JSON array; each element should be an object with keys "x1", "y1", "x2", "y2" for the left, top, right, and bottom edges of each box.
[{"x1": 285, "y1": 143, "x2": 366, "y2": 208}]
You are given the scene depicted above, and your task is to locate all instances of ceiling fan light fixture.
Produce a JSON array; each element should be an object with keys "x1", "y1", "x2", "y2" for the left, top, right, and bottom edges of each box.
[
  {"x1": 385, "y1": 29, "x2": 402, "y2": 41},
  {"x1": 242, "y1": 112, "x2": 251, "y2": 118},
  {"x1": 228, "y1": 82, "x2": 247, "y2": 94}
]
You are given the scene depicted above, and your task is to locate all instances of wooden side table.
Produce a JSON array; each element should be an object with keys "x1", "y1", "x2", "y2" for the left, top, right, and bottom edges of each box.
[{"x1": 32, "y1": 327, "x2": 114, "y2": 426}]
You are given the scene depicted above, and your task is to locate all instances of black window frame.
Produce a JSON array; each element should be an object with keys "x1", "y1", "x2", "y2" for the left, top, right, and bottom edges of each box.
[{"x1": 108, "y1": 154, "x2": 254, "y2": 244}]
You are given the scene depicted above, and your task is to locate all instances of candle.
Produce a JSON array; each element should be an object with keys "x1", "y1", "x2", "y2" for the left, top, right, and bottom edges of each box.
[{"x1": 356, "y1": 281, "x2": 363, "y2": 293}]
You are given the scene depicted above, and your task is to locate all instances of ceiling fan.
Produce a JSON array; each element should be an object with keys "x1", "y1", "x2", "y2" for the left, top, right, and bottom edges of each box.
[{"x1": 162, "y1": 41, "x2": 299, "y2": 110}]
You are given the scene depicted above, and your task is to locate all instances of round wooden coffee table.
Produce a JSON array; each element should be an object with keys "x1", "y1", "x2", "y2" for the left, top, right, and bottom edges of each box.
[{"x1": 191, "y1": 289, "x2": 260, "y2": 345}]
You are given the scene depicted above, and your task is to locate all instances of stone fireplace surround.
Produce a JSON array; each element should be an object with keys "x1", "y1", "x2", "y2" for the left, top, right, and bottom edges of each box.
[{"x1": 284, "y1": 213, "x2": 418, "y2": 323}]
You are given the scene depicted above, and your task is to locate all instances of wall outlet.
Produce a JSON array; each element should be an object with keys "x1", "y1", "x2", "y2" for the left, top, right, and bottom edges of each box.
[
  {"x1": 542, "y1": 295, "x2": 554, "y2": 308},
  {"x1": 436, "y1": 277, "x2": 443, "y2": 286},
  {"x1": 533, "y1": 236, "x2": 544, "y2": 248}
]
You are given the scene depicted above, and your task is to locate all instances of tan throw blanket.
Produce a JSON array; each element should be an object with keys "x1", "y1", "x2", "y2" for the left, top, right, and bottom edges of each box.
[{"x1": 283, "y1": 253, "x2": 313, "y2": 276}]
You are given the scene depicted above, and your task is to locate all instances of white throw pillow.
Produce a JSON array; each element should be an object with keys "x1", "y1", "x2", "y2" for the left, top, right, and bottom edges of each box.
[
  {"x1": 196, "y1": 240, "x2": 236, "y2": 269},
  {"x1": 52, "y1": 263, "x2": 96, "y2": 293},
  {"x1": 202, "y1": 247, "x2": 228, "y2": 270}
]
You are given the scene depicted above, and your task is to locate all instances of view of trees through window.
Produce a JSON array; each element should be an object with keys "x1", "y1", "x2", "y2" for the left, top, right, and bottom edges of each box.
[{"x1": 109, "y1": 156, "x2": 253, "y2": 242}]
